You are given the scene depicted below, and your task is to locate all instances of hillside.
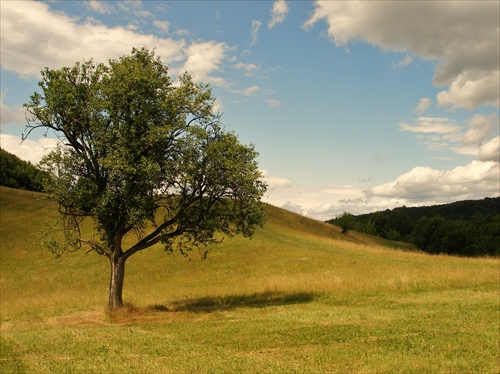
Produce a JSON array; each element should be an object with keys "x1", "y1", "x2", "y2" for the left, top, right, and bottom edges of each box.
[
  {"x1": 1, "y1": 186, "x2": 498, "y2": 373},
  {"x1": 0, "y1": 148, "x2": 48, "y2": 192},
  {"x1": 328, "y1": 197, "x2": 500, "y2": 256}
]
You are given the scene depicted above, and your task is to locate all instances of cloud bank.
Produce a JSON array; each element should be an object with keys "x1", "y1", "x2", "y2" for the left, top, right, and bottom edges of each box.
[
  {"x1": 0, "y1": 1, "x2": 230, "y2": 86},
  {"x1": 0, "y1": 134, "x2": 59, "y2": 165},
  {"x1": 304, "y1": 1, "x2": 500, "y2": 110}
]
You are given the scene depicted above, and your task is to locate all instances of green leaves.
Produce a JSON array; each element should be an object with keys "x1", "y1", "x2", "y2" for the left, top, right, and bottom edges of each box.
[{"x1": 25, "y1": 47, "x2": 267, "y2": 259}]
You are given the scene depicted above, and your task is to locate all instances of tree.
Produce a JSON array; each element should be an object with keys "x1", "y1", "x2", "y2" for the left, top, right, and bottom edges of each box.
[
  {"x1": 335, "y1": 211, "x2": 354, "y2": 234},
  {"x1": 24, "y1": 48, "x2": 267, "y2": 308}
]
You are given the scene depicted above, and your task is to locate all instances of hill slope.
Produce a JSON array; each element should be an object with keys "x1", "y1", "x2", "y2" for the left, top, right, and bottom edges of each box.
[
  {"x1": 1, "y1": 186, "x2": 498, "y2": 373},
  {"x1": 0, "y1": 185, "x2": 494, "y2": 312}
]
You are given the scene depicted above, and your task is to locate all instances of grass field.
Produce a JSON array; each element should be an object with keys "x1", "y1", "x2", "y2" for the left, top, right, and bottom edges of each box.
[{"x1": 1, "y1": 186, "x2": 498, "y2": 373}]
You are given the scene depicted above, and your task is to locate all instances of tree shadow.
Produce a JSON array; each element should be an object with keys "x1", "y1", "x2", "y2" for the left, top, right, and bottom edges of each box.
[{"x1": 149, "y1": 291, "x2": 317, "y2": 313}]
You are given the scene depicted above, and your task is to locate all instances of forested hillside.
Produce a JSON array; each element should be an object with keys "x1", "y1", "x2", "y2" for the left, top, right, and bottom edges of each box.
[
  {"x1": 327, "y1": 198, "x2": 500, "y2": 257},
  {"x1": 0, "y1": 148, "x2": 47, "y2": 192}
]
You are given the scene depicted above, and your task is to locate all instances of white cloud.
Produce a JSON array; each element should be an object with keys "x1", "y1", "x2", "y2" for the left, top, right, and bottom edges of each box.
[
  {"x1": 242, "y1": 85, "x2": 260, "y2": 96},
  {"x1": 436, "y1": 71, "x2": 500, "y2": 110},
  {"x1": 0, "y1": 1, "x2": 185, "y2": 78},
  {"x1": 153, "y1": 20, "x2": 170, "y2": 34},
  {"x1": 268, "y1": 0, "x2": 288, "y2": 29},
  {"x1": 260, "y1": 170, "x2": 371, "y2": 220},
  {"x1": 392, "y1": 54, "x2": 413, "y2": 69},
  {"x1": 478, "y1": 136, "x2": 499, "y2": 162},
  {"x1": 304, "y1": 1, "x2": 500, "y2": 110},
  {"x1": 251, "y1": 20, "x2": 262, "y2": 45},
  {"x1": 413, "y1": 98, "x2": 431, "y2": 115},
  {"x1": 84, "y1": 0, "x2": 112, "y2": 14},
  {"x1": 0, "y1": 1, "x2": 230, "y2": 86},
  {"x1": 399, "y1": 117, "x2": 460, "y2": 134},
  {"x1": 212, "y1": 97, "x2": 224, "y2": 114},
  {"x1": 230, "y1": 85, "x2": 261, "y2": 97},
  {"x1": 266, "y1": 99, "x2": 281, "y2": 107},
  {"x1": 260, "y1": 170, "x2": 292, "y2": 190},
  {"x1": 399, "y1": 116, "x2": 464, "y2": 152},
  {"x1": 462, "y1": 114, "x2": 497, "y2": 146},
  {"x1": 234, "y1": 62, "x2": 258, "y2": 72},
  {"x1": 175, "y1": 29, "x2": 190, "y2": 37},
  {"x1": 263, "y1": 163, "x2": 499, "y2": 220},
  {"x1": 364, "y1": 161, "x2": 499, "y2": 202},
  {"x1": 181, "y1": 41, "x2": 231, "y2": 86},
  {"x1": 0, "y1": 133, "x2": 60, "y2": 165},
  {"x1": 116, "y1": 1, "x2": 152, "y2": 19},
  {"x1": 400, "y1": 114, "x2": 499, "y2": 155}
]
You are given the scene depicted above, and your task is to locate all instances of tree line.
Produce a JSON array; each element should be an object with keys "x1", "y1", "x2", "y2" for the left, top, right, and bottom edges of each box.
[
  {"x1": 328, "y1": 198, "x2": 500, "y2": 257},
  {"x1": 0, "y1": 148, "x2": 48, "y2": 192}
]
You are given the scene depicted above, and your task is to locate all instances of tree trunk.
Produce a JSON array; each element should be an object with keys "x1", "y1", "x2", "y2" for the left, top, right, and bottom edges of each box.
[{"x1": 108, "y1": 254, "x2": 126, "y2": 308}]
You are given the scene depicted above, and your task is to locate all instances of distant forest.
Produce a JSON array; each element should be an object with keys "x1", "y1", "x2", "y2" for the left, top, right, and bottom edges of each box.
[
  {"x1": 0, "y1": 148, "x2": 47, "y2": 192},
  {"x1": 327, "y1": 198, "x2": 500, "y2": 257}
]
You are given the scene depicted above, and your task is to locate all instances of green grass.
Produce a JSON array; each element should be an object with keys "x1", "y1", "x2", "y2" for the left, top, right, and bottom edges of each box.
[{"x1": 1, "y1": 186, "x2": 498, "y2": 373}]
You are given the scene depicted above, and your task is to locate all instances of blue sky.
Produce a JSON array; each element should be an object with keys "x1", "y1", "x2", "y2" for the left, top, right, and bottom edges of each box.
[{"x1": 1, "y1": 1, "x2": 499, "y2": 220}]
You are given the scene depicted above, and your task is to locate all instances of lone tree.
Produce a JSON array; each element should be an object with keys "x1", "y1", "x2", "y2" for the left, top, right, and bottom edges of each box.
[
  {"x1": 335, "y1": 212, "x2": 355, "y2": 235},
  {"x1": 24, "y1": 48, "x2": 267, "y2": 309}
]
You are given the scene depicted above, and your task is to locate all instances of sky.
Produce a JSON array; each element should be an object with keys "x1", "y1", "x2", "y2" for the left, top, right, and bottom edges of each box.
[{"x1": 1, "y1": 0, "x2": 499, "y2": 220}]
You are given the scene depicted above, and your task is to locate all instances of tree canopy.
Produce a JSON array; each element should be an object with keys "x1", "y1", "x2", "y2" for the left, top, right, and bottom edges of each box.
[
  {"x1": 0, "y1": 148, "x2": 48, "y2": 192},
  {"x1": 24, "y1": 48, "x2": 267, "y2": 308}
]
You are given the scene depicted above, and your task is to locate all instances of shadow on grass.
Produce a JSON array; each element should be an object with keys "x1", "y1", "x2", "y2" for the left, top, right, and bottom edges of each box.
[{"x1": 151, "y1": 291, "x2": 317, "y2": 313}]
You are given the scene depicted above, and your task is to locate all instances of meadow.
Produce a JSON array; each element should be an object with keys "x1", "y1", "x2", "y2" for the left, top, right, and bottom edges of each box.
[{"x1": 1, "y1": 186, "x2": 498, "y2": 373}]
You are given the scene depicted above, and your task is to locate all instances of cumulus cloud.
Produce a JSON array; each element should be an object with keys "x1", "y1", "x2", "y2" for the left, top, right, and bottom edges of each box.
[
  {"x1": 436, "y1": 71, "x2": 500, "y2": 110},
  {"x1": 462, "y1": 114, "x2": 497, "y2": 146},
  {"x1": 251, "y1": 20, "x2": 262, "y2": 45},
  {"x1": 478, "y1": 136, "x2": 499, "y2": 162},
  {"x1": 268, "y1": 0, "x2": 288, "y2": 28},
  {"x1": 181, "y1": 41, "x2": 231, "y2": 86},
  {"x1": 0, "y1": 1, "x2": 230, "y2": 86},
  {"x1": 304, "y1": 1, "x2": 500, "y2": 110},
  {"x1": 364, "y1": 161, "x2": 499, "y2": 202},
  {"x1": 413, "y1": 98, "x2": 431, "y2": 115},
  {"x1": 0, "y1": 133, "x2": 60, "y2": 164}
]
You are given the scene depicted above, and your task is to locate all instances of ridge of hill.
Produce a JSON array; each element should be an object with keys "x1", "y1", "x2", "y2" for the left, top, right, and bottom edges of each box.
[
  {"x1": 0, "y1": 185, "x2": 411, "y2": 254},
  {"x1": 327, "y1": 197, "x2": 500, "y2": 257},
  {"x1": 355, "y1": 197, "x2": 500, "y2": 221}
]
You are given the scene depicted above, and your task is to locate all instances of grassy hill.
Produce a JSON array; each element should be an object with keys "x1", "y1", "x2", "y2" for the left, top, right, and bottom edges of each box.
[{"x1": 1, "y1": 186, "x2": 498, "y2": 373}]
